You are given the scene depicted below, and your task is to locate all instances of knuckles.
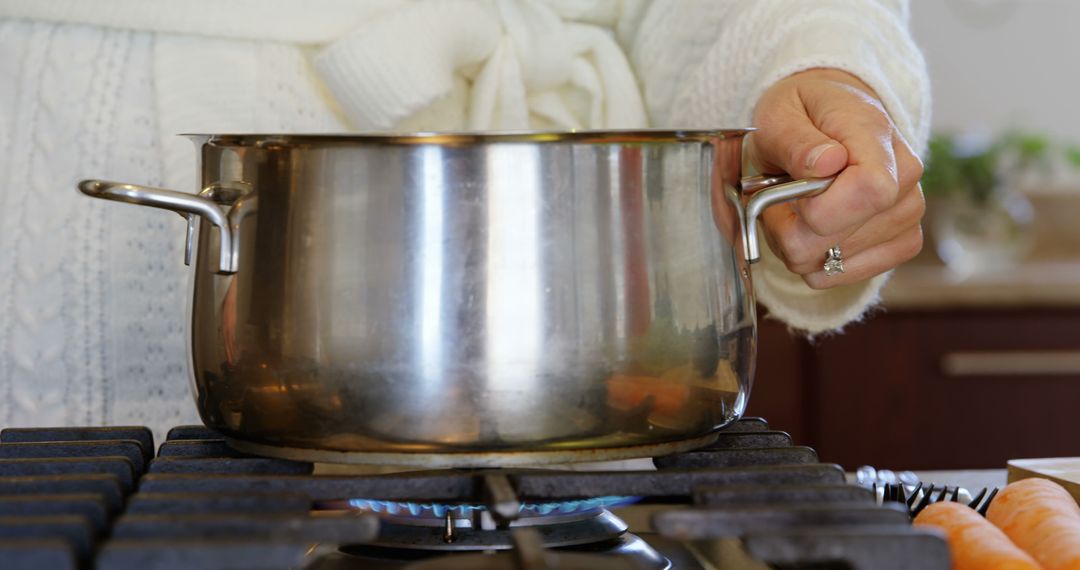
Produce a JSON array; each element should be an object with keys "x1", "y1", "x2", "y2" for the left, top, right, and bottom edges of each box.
[
  {"x1": 899, "y1": 226, "x2": 925, "y2": 264},
  {"x1": 911, "y1": 184, "x2": 927, "y2": 222},
  {"x1": 896, "y1": 146, "x2": 925, "y2": 190},
  {"x1": 904, "y1": 154, "x2": 926, "y2": 188},
  {"x1": 860, "y1": 167, "x2": 901, "y2": 215}
]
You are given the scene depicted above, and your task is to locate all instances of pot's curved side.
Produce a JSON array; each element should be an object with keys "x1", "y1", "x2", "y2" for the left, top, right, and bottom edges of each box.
[
  {"x1": 79, "y1": 133, "x2": 829, "y2": 465},
  {"x1": 187, "y1": 138, "x2": 753, "y2": 462}
]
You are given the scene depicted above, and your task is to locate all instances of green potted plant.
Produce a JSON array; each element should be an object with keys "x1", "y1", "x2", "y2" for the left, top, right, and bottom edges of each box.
[{"x1": 922, "y1": 131, "x2": 1045, "y2": 275}]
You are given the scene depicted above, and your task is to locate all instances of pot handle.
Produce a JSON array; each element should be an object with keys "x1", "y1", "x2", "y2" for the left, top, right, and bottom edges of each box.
[
  {"x1": 738, "y1": 174, "x2": 836, "y2": 263},
  {"x1": 78, "y1": 179, "x2": 238, "y2": 274}
]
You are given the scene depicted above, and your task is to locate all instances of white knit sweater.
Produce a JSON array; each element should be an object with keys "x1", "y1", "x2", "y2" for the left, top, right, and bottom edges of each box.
[{"x1": 0, "y1": 0, "x2": 929, "y2": 437}]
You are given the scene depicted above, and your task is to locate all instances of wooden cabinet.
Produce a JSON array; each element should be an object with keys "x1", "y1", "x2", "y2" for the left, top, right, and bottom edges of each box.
[{"x1": 747, "y1": 308, "x2": 1080, "y2": 470}]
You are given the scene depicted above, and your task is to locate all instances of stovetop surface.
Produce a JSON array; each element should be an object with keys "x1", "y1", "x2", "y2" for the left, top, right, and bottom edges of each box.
[{"x1": 0, "y1": 419, "x2": 950, "y2": 569}]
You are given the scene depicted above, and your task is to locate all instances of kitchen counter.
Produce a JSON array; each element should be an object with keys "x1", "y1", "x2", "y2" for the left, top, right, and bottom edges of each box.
[
  {"x1": 883, "y1": 193, "x2": 1080, "y2": 309},
  {"x1": 843, "y1": 469, "x2": 1008, "y2": 493},
  {"x1": 912, "y1": 469, "x2": 1008, "y2": 491},
  {"x1": 882, "y1": 258, "x2": 1080, "y2": 309}
]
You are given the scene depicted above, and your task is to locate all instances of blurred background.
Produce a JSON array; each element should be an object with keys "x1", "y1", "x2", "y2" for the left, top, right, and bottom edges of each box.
[{"x1": 750, "y1": 0, "x2": 1080, "y2": 471}]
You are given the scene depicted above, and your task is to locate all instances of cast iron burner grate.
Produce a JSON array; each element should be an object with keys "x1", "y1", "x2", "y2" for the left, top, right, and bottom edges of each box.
[{"x1": 0, "y1": 419, "x2": 950, "y2": 570}]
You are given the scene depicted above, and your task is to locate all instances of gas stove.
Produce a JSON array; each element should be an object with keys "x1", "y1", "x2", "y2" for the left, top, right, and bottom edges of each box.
[{"x1": 0, "y1": 418, "x2": 949, "y2": 569}]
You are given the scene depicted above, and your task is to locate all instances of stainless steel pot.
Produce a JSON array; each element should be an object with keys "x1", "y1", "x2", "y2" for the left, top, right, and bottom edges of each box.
[{"x1": 79, "y1": 130, "x2": 831, "y2": 466}]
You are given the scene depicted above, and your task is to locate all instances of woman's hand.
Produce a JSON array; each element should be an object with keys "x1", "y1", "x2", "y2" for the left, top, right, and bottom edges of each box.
[{"x1": 747, "y1": 68, "x2": 925, "y2": 289}]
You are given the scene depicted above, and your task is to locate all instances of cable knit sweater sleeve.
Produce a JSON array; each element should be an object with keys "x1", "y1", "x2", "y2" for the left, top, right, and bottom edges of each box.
[{"x1": 626, "y1": 0, "x2": 931, "y2": 334}]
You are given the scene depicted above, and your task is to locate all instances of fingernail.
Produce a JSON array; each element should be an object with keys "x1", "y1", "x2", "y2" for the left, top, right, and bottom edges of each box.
[{"x1": 806, "y1": 143, "x2": 838, "y2": 171}]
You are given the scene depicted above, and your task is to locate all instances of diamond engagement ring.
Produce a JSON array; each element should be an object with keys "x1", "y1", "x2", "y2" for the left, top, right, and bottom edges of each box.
[{"x1": 824, "y1": 246, "x2": 845, "y2": 276}]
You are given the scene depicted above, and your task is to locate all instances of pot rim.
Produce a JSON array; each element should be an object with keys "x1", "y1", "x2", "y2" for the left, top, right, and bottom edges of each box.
[{"x1": 182, "y1": 128, "x2": 753, "y2": 147}]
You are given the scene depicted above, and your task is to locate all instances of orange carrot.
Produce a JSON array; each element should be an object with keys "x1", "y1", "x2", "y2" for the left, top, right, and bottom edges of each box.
[
  {"x1": 987, "y1": 478, "x2": 1080, "y2": 570},
  {"x1": 606, "y1": 373, "x2": 690, "y2": 416},
  {"x1": 914, "y1": 501, "x2": 1043, "y2": 570}
]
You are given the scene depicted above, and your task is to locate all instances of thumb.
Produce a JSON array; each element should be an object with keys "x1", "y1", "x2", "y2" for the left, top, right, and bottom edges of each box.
[{"x1": 748, "y1": 105, "x2": 848, "y2": 179}]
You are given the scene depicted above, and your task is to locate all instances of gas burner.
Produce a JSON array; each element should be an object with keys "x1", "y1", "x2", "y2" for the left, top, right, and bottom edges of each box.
[
  {"x1": 329, "y1": 531, "x2": 671, "y2": 570},
  {"x1": 321, "y1": 495, "x2": 640, "y2": 518},
  {"x1": 317, "y1": 487, "x2": 641, "y2": 551},
  {"x1": 0, "y1": 418, "x2": 953, "y2": 570},
  {"x1": 352, "y1": 508, "x2": 627, "y2": 551}
]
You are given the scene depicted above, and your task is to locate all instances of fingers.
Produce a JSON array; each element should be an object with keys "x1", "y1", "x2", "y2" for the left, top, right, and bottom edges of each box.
[
  {"x1": 750, "y1": 69, "x2": 928, "y2": 289},
  {"x1": 802, "y1": 224, "x2": 924, "y2": 290},
  {"x1": 765, "y1": 180, "x2": 926, "y2": 275},
  {"x1": 751, "y1": 70, "x2": 919, "y2": 238}
]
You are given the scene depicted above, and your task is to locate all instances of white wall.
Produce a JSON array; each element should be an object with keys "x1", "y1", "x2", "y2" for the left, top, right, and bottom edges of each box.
[{"x1": 910, "y1": 0, "x2": 1080, "y2": 142}]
